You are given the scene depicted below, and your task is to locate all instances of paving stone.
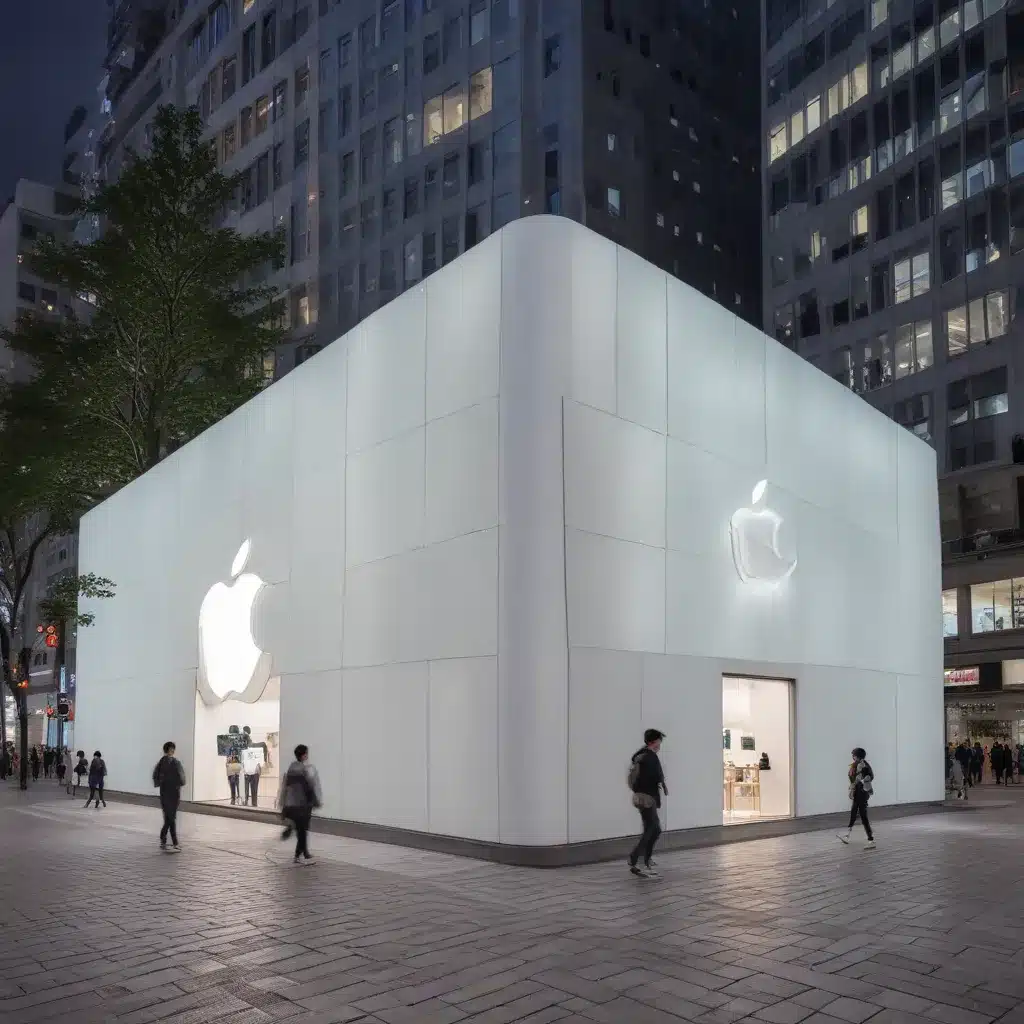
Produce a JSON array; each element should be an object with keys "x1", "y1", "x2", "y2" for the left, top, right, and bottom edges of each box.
[
  {"x1": 819, "y1": 996, "x2": 882, "y2": 1022},
  {"x1": 3, "y1": 787, "x2": 1024, "y2": 1024},
  {"x1": 752, "y1": 1001, "x2": 819, "y2": 1023}
]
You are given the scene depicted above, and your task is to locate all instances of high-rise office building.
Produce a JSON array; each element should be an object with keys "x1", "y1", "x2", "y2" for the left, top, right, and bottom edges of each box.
[
  {"x1": 88, "y1": 0, "x2": 762, "y2": 378},
  {"x1": 762, "y1": 0, "x2": 1024, "y2": 736}
]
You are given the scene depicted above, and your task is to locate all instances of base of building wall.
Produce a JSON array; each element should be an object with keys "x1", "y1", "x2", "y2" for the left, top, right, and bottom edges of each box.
[{"x1": 104, "y1": 791, "x2": 956, "y2": 866}]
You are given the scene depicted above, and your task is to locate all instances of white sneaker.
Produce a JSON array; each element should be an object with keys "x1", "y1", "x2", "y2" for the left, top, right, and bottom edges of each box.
[
  {"x1": 864, "y1": 840, "x2": 876, "y2": 851},
  {"x1": 644, "y1": 863, "x2": 660, "y2": 876},
  {"x1": 837, "y1": 833, "x2": 851, "y2": 845}
]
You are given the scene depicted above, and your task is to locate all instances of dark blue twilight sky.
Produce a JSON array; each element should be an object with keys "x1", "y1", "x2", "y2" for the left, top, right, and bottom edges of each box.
[{"x1": 0, "y1": 0, "x2": 109, "y2": 201}]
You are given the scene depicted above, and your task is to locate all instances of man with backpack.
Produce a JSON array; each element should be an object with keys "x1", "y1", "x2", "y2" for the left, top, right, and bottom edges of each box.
[
  {"x1": 153, "y1": 741, "x2": 186, "y2": 853},
  {"x1": 627, "y1": 729, "x2": 668, "y2": 878}
]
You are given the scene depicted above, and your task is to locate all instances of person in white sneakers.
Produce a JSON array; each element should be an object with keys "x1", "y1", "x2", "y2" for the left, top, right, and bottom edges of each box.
[{"x1": 838, "y1": 747, "x2": 875, "y2": 850}]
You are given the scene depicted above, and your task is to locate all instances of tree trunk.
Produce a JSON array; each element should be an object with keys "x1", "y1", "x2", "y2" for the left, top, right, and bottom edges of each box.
[
  {"x1": 18, "y1": 692, "x2": 27, "y2": 790},
  {"x1": 17, "y1": 647, "x2": 29, "y2": 790}
]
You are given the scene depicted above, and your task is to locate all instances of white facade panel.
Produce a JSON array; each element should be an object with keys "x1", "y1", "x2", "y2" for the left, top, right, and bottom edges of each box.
[{"x1": 77, "y1": 218, "x2": 942, "y2": 850}]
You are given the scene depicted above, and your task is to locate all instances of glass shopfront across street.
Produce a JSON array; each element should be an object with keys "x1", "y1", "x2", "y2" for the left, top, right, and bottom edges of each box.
[{"x1": 722, "y1": 675, "x2": 794, "y2": 824}]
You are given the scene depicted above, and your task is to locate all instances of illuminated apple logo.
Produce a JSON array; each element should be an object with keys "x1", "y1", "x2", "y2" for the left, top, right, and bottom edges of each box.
[
  {"x1": 730, "y1": 480, "x2": 797, "y2": 586},
  {"x1": 197, "y1": 539, "x2": 272, "y2": 705}
]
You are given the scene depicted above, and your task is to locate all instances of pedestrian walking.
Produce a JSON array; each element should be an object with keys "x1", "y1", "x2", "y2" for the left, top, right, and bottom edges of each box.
[
  {"x1": 972, "y1": 741, "x2": 984, "y2": 784},
  {"x1": 84, "y1": 751, "x2": 106, "y2": 808},
  {"x1": 226, "y1": 753, "x2": 242, "y2": 805},
  {"x1": 152, "y1": 741, "x2": 186, "y2": 852},
  {"x1": 955, "y1": 742, "x2": 972, "y2": 788},
  {"x1": 950, "y1": 756, "x2": 967, "y2": 800},
  {"x1": 993, "y1": 742, "x2": 1005, "y2": 785},
  {"x1": 30, "y1": 746, "x2": 40, "y2": 781},
  {"x1": 838, "y1": 747, "x2": 876, "y2": 850},
  {"x1": 55, "y1": 751, "x2": 67, "y2": 787},
  {"x1": 73, "y1": 750, "x2": 88, "y2": 796},
  {"x1": 626, "y1": 728, "x2": 668, "y2": 878},
  {"x1": 0, "y1": 746, "x2": 9, "y2": 781},
  {"x1": 277, "y1": 744, "x2": 322, "y2": 865}
]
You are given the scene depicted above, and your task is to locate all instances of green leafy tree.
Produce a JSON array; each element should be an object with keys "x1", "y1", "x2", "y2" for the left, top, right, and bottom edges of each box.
[
  {"x1": 0, "y1": 414, "x2": 92, "y2": 786},
  {"x1": 2, "y1": 103, "x2": 287, "y2": 492},
  {"x1": 0, "y1": 104, "x2": 285, "y2": 784}
]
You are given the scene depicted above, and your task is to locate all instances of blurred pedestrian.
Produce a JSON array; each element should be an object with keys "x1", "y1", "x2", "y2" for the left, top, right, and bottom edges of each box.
[
  {"x1": 73, "y1": 750, "x2": 88, "y2": 796},
  {"x1": 277, "y1": 744, "x2": 322, "y2": 866},
  {"x1": 84, "y1": 751, "x2": 106, "y2": 808}
]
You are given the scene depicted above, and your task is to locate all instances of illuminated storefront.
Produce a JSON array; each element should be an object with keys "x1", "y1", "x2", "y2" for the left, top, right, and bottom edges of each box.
[{"x1": 75, "y1": 219, "x2": 943, "y2": 858}]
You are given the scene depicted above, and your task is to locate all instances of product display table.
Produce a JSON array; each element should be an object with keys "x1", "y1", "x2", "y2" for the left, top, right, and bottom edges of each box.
[{"x1": 723, "y1": 763, "x2": 761, "y2": 815}]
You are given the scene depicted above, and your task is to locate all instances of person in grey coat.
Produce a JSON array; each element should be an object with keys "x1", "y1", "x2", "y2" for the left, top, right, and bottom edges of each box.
[{"x1": 277, "y1": 745, "x2": 322, "y2": 865}]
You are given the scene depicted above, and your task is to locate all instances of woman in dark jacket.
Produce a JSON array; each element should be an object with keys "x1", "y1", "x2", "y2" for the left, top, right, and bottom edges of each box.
[{"x1": 84, "y1": 751, "x2": 107, "y2": 808}]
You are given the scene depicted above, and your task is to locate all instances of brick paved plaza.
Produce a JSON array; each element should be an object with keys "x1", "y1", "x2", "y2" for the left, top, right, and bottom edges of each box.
[{"x1": 1, "y1": 786, "x2": 1023, "y2": 1024}]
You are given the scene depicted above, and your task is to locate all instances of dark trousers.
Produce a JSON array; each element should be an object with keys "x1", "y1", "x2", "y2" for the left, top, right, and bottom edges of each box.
[
  {"x1": 244, "y1": 775, "x2": 259, "y2": 806},
  {"x1": 286, "y1": 811, "x2": 309, "y2": 860},
  {"x1": 848, "y1": 789, "x2": 873, "y2": 840},
  {"x1": 227, "y1": 774, "x2": 240, "y2": 804},
  {"x1": 160, "y1": 797, "x2": 179, "y2": 846},
  {"x1": 287, "y1": 808, "x2": 312, "y2": 859},
  {"x1": 629, "y1": 805, "x2": 662, "y2": 866},
  {"x1": 85, "y1": 784, "x2": 104, "y2": 806}
]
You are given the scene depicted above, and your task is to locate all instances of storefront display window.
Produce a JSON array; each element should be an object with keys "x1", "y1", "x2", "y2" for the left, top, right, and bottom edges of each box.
[
  {"x1": 722, "y1": 676, "x2": 792, "y2": 824},
  {"x1": 942, "y1": 589, "x2": 958, "y2": 637},
  {"x1": 971, "y1": 578, "x2": 1024, "y2": 633},
  {"x1": 193, "y1": 678, "x2": 280, "y2": 810}
]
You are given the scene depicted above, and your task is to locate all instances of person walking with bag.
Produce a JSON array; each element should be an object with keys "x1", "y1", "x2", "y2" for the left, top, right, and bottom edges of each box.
[
  {"x1": 277, "y1": 744, "x2": 322, "y2": 865},
  {"x1": 838, "y1": 747, "x2": 875, "y2": 850},
  {"x1": 84, "y1": 751, "x2": 106, "y2": 808},
  {"x1": 627, "y1": 729, "x2": 668, "y2": 878},
  {"x1": 73, "y1": 750, "x2": 88, "y2": 796},
  {"x1": 153, "y1": 741, "x2": 186, "y2": 852}
]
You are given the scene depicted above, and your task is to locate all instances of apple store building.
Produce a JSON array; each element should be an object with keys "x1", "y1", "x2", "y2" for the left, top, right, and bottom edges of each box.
[{"x1": 75, "y1": 218, "x2": 943, "y2": 861}]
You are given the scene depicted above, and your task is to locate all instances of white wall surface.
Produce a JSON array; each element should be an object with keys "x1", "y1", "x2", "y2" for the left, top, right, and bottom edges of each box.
[{"x1": 76, "y1": 218, "x2": 942, "y2": 847}]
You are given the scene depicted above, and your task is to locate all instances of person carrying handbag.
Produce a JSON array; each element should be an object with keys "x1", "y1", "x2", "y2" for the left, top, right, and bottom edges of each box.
[{"x1": 626, "y1": 729, "x2": 668, "y2": 878}]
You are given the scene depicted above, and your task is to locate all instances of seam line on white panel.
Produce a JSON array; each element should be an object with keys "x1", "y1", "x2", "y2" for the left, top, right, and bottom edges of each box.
[
  {"x1": 495, "y1": 233, "x2": 503, "y2": 846},
  {"x1": 561, "y1": 395, "x2": 571, "y2": 847}
]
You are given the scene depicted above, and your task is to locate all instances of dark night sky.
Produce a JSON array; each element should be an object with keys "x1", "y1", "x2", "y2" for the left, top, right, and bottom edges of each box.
[{"x1": 0, "y1": 0, "x2": 109, "y2": 202}]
